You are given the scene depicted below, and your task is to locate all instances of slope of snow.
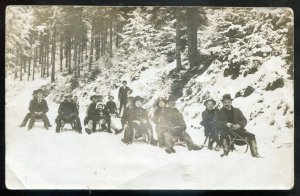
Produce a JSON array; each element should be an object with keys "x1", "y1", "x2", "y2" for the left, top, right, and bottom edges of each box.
[{"x1": 5, "y1": 72, "x2": 293, "y2": 189}]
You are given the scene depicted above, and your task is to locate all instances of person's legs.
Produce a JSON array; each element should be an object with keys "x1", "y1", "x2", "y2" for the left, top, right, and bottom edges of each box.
[
  {"x1": 41, "y1": 113, "x2": 51, "y2": 127},
  {"x1": 181, "y1": 131, "x2": 203, "y2": 150},
  {"x1": 156, "y1": 125, "x2": 167, "y2": 147},
  {"x1": 122, "y1": 123, "x2": 134, "y2": 144},
  {"x1": 28, "y1": 113, "x2": 37, "y2": 129},
  {"x1": 119, "y1": 99, "x2": 125, "y2": 115},
  {"x1": 234, "y1": 129, "x2": 259, "y2": 157},
  {"x1": 20, "y1": 113, "x2": 31, "y2": 126},
  {"x1": 86, "y1": 120, "x2": 94, "y2": 134},
  {"x1": 55, "y1": 115, "x2": 63, "y2": 133},
  {"x1": 75, "y1": 116, "x2": 82, "y2": 133},
  {"x1": 220, "y1": 129, "x2": 230, "y2": 156},
  {"x1": 163, "y1": 132, "x2": 176, "y2": 153}
]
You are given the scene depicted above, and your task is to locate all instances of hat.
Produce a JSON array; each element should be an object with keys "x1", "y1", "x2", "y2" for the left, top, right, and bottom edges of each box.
[
  {"x1": 90, "y1": 95, "x2": 97, "y2": 101},
  {"x1": 156, "y1": 97, "x2": 168, "y2": 107},
  {"x1": 167, "y1": 95, "x2": 177, "y2": 102},
  {"x1": 64, "y1": 93, "x2": 72, "y2": 98},
  {"x1": 127, "y1": 96, "x2": 134, "y2": 103},
  {"x1": 36, "y1": 89, "x2": 43, "y2": 94},
  {"x1": 108, "y1": 95, "x2": 114, "y2": 100},
  {"x1": 32, "y1": 90, "x2": 38, "y2": 95},
  {"x1": 204, "y1": 98, "x2": 216, "y2": 106},
  {"x1": 221, "y1": 94, "x2": 233, "y2": 101},
  {"x1": 96, "y1": 102, "x2": 105, "y2": 108},
  {"x1": 134, "y1": 96, "x2": 144, "y2": 103},
  {"x1": 122, "y1": 80, "x2": 127, "y2": 84}
]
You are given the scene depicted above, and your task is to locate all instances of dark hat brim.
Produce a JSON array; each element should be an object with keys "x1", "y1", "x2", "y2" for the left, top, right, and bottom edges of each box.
[
  {"x1": 134, "y1": 96, "x2": 144, "y2": 103},
  {"x1": 90, "y1": 95, "x2": 97, "y2": 100},
  {"x1": 221, "y1": 98, "x2": 233, "y2": 101}
]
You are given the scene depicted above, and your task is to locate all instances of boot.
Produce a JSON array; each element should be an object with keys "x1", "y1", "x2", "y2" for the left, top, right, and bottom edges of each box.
[
  {"x1": 250, "y1": 139, "x2": 261, "y2": 158},
  {"x1": 85, "y1": 128, "x2": 92, "y2": 134},
  {"x1": 165, "y1": 147, "x2": 176, "y2": 154},
  {"x1": 208, "y1": 140, "x2": 213, "y2": 150},
  {"x1": 101, "y1": 124, "x2": 107, "y2": 131},
  {"x1": 222, "y1": 138, "x2": 230, "y2": 156},
  {"x1": 115, "y1": 129, "x2": 123, "y2": 135},
  {"x1": 188, "y1": 144, "x2": 203, "y2": 151},
  {"x1": 150, "y1": 139, "x2": 158, "y2": 146},
  {"x1": 214, "y1": 145, "x2": 221, "y2": 151}
]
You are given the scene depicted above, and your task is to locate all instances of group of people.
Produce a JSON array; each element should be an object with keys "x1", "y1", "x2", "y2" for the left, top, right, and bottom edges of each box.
[
  {"x1": 19, "y1": 80, "x2": 261, "y2": 157},
  {"x1": 200, "y1": 94, "x2": 261, "y2": 158}
]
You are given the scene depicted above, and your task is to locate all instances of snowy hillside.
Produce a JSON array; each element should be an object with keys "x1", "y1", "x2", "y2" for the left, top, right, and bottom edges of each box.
[{"x1": 5, "y1": 7, "x2": 293, "y2": 189}]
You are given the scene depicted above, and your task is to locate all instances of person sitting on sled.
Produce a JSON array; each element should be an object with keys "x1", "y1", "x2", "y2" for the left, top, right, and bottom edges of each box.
[
  {"x1": 161, "y1": 96, "x2": 203, "y2": 154},
  {"x1": 214, "y1": 94, "x2": 261, "y2": 158},
  {"x1": 106, "y1": 95, "x2": 120, "y2": 117},
  {"x1": 200, "y1": 98, "x2": 221, "y2": 151}
]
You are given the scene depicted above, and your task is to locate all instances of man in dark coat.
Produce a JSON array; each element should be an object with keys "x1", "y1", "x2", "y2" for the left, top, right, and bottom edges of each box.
[
  {"x1": 118, "y1": 80, "x2": 132, "y2": 115},
  {"x1": 200, "y1": 98, "x2": 221, "y2": 150},
  {"x1": 27, "y1": 90, "x2": 51, "y2": 130},
  {"x1": 56, "y1": 93, "x2": 82, "y2": 133},
  {"x1": 19, "y1": 90, "x2": 38, "y2": 127},
  {"x1": 161, "y1": 96, "x2": 203, "y2": 153},
  {"x1": 214, "y1": 94, "x2": 261, "y2": 158},
  {"x1": 106, "y1": 95, "x2": 119, "y2": 117},
  {"x1": 84, "y1": 95, "x2": 99, "y2": 134},
  {"x1": 122, "y1": 96, "x2": 156, "y2": 145},
  {"x1": 117, "y1": 96, "x2": 134, "y2": 135}
]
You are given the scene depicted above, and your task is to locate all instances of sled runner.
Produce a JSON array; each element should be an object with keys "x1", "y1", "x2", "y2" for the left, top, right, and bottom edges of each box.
[{"x1": 59, "y1": 117, "x2": 80, "y2": 133}]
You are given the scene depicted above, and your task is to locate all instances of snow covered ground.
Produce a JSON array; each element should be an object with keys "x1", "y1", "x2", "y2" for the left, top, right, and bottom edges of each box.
[{"x1": 5, "y1": 74, "x2": 293, "y2": 189}]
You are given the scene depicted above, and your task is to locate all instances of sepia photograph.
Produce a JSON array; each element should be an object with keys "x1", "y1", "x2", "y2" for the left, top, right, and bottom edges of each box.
[{"x1": 5, "y1": 6, "x2": 294, "y2": 189}]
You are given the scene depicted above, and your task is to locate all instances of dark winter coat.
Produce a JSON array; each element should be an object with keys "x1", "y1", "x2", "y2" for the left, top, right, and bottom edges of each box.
[
  {"x1": 29, "y1": 98, "x2": 49, "y2": 114},
  {"x1": 214, "y1": 107, "x2": 247, "y2": 131},
  {"x1": 106, "y1": 100, "x2": 117, "y2": 113},
  {"x1": 58, "y1": 100, "x2": 79, "y2": 116},
  {"x1": 153, "y1": 108, "x2": 170, "y2": 125},
  {"x1": 131, "y1": 107, "x2": 149, "y2": 122},
  {"x1": 95, "y1": 108, "x2": 111, "y2": 121},
  {"x1": 121, "y1": 106, "x2": 134, "y2": 125},
  {"x1": 86, "y1": 102, "x2": 98, "y2": 117},
  {"x1": 118, "y1": 86, "x2": 131, "y2": 101},
  {"x1": 200, "y1": 109, "x2": 217, "y2": 137},
  {"x1": 166, "y1": 108, "x2": 186, "y2": 130}
]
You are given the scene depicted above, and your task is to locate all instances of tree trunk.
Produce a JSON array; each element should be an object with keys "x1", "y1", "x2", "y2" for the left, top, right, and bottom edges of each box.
[
  {"x1": 101, "y1": 37, "x2": 104, "y2": 56},
  {"x1": 46, "y1": 38, "x2": 50, "y2": 77},
  {"x1": 74, "y1": 42, "x2": 77, "y2": 78},
  {"x1": 80, "y1": 37, "x2": 84, "y2": 64},
  {"x1": 41, "y1": 45, "x2": 44, "y2": 77},
  {"x1": 186, "y1": 8, "x2": 200, "y2": 68},
  {"x1": 14, "y1": 50, "x2": 19, "y2": 80},
  {"x1": 60, "y1": 35, "x2": 63, "y2": 72},
  {"x1": 23, "y1": 57, "x2": 26, "y2": 73},
  {"x1": 51, "y1": 32, "x2": 56, "y2": 82},
  {"x1": 89, "y1": 18, "x2": 95, "y2": 70},
  {"x1": 33, "y1": 47, "x2": 37, "y2": 80},
  {"x1": 68, "y1": 38, "x2": 72, "y2": 74},
  {"x1": 175, "y1": 10, "x2": 182, "y2": 70},
  {"x1": 95, "y1": 36, "x2": 100, "y2": 60},
  {"x1": 109, "y1": 19, "x2": 113, "y2": 57},
  {"x1": 27, "y1": 56, "x2": 31, "y2": 81},
  {"x1": 115, "y1": 23, "x2": 119, "y2": 48},
  {"x1": 65, "y1": 39, "x2": 68, "y2": 69},
  {"x1": 20, "y1": 55, "x2": 23, "y2": 81},
  {"x1": 77, "y1": 41, "x2": 81, "y2": 77}
]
